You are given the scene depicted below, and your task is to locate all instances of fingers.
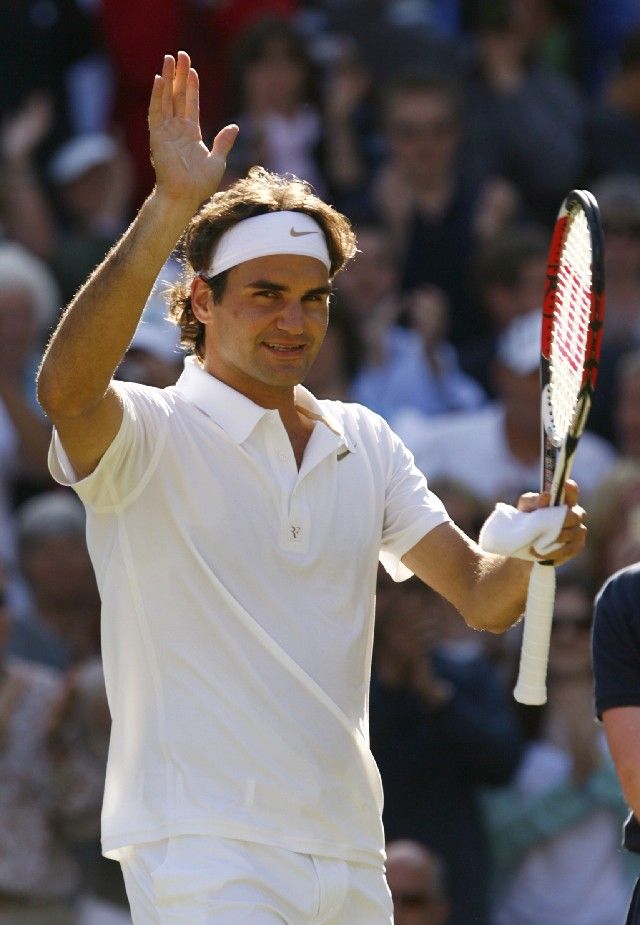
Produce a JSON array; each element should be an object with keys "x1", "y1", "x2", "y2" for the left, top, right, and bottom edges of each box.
[
  {"x1": 149, "y1": 52, "x2": 197, "y2": 125},
  {"x1": 185, "y1": 66, "x2": 200, "y2": 124},
  {"x1": 563, "y1": 479, "x2": 580, "y2": 507},
  {"x1": 173, "y1": 51, "x2": 191, "y2": 118},
  {"x1": 517, "y1": 491, "x2": 550, "y2": 513},
  {"x1": 211, "y1": 123, "x2": 240, "y2": 158},
  {"x1": 161, "y1": 55, "x2": 176, "y2": 119}
]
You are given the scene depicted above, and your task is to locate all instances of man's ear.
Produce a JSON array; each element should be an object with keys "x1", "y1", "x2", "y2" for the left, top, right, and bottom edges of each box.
[{"x1": 191, "y1": 275, "x2": 214, "y2": 324}]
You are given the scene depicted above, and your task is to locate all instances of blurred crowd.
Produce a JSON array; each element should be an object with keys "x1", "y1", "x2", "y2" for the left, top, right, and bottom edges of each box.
[{"x1": 3, "y1": 1, "x2": 640, "y2": 923}]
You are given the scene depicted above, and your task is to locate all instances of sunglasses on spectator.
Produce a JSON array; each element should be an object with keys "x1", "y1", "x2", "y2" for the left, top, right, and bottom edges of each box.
[
  {"x1": 551, "y1": 616, "x2": 592, "y2": 633},
  {"x1": 389, "y1": 118, "x2": 456, "y2": 140},
  {"x1": 602, "y1": 221, "x2": 640, "y2": 239},
  {"x1": 393, "y1": 891, "x2": 435, "y2": 908}
]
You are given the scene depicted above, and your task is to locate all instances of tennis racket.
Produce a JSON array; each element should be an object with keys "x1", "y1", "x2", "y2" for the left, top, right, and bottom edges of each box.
[{"x1": 513, "y1": 189, "x2": 605, "y2": 705}]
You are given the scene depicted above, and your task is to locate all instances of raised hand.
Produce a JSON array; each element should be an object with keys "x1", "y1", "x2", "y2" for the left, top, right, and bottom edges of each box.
[
  {"x1": 0, "y1": 93, "x2": 53, "y2": 164},
  {"x1": 148, "y1": 51, "x2": 238, "y2": 210}
]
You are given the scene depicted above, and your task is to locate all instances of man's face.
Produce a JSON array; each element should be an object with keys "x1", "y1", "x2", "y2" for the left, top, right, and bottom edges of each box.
[
  {"x1": 386, "y1": 90, "x2": 459, "y2": 184},
  {"x1": 195, "y1": 254, "x2": 331, "y2": 403}
]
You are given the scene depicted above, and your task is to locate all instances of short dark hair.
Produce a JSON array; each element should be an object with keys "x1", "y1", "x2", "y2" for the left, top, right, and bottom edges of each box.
[
  {"x1": 382, "y1": 70, "x2": 463, "y2": 125},
  {"x1": 475, "y1": 224, "x2": 548, "y2": 291}
]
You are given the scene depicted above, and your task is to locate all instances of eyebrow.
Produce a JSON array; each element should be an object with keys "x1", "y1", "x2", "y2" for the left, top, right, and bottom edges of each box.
[{"x1": 245, "y1": 280, "x2": 333, "y2": 298}]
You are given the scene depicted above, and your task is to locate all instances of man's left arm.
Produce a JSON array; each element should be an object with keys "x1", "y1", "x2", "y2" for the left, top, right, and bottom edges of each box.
[{"x1": 402, "y1": 481, "x2": 587, "y2": 634}]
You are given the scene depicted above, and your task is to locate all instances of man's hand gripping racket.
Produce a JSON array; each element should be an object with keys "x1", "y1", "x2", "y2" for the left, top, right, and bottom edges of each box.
[{"x1": 514, "y1": 189, "x2": 605, "y2": 705}]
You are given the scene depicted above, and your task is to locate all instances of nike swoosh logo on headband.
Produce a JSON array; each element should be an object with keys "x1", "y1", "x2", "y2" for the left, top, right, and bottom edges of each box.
[{"x1": 290, "y1": 227, "x2": 319, "y2": 237}]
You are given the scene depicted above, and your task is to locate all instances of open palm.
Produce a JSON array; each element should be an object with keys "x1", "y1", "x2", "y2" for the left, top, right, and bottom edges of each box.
[{"x1": 148, "y1": 51, "x2": 238, "y2": 209}]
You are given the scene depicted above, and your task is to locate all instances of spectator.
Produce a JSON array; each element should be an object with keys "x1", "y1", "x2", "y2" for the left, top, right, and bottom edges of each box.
[
  {"x1": 0, "y1": 243, "x2": 59, "y2": 585},
  {"x1": 301, "y1": 299, "x2": 363, "y2": 400},
  {"x1": 334, "y1": 222, "x2": 404, "y2": 367},
  {"x1": 585, "y1": 460, "x2": 640, "y2": 594},
  {"x1": 226, "y1": 17, "x2": 326, "y2": 193},
  {"x1": 394, "y1": 310, "x2": 617, "y2": 507},
  {"x1": 0, "y1": 571, "x2": 82, "y2": 923},
  {"x1": 49, "y1": 657, "x2": 131, "y2": 924},
  {"x1": 370, "y1": 573, "x2": 523, "y2": 924},
  {"x1": 48, "y1": 132, "x2": 135, "y2": 304},
  {"x1": 0, "y1": 0, "x2": 109, "y2": 154},
  {"x1": 483, "y1": 571, "x2": 637, "y2": 925},
  {"x1": 587, "y1": 27, "x2": 640, "y2": 180},
  {"x1": 316, "y1": 0, "x2": 466, "y2": 87},
  {"x1": 461, "y1": 223, "x2": 549, "y2": 397},
  {"x1": 9, "y1": 491, "x2": 100, "y2": 672},
  {"x1": 462, "y1": 0, "x2": 587, "y2": 224},
  {"x1": 319, "y1": 35, "x2": 382, "y2": 217},
  {"x1": 616, "y1": 350, "x2": 640, "y2": 461},
  {"x1": 592, "y1": 560, "x2": 640, "y2": 925},
  {"x1": 372, "y1": 70, "x2": 518, "y2": 349},
  {"x1": 386, "y1": 839, "x2": 452, "y2": 925},
  {"x1": 337, "y1": 223, "x2": 487, "y2": 420},
  {"x1": 352, "y1": 284, "x2": 486, "y2": 421},
  {"x1": 0, "y1": 94, "x2": 56, "y2": 260},
  {"x1": 117, "y1": 257, "x2": 185, "y2": 389},
  {"x1": 591, "y1": 173, "x2": 640, "y2": 348}
]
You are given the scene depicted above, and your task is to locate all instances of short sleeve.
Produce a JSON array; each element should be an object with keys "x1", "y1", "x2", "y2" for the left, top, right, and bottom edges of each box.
[
  {"x1": 48, "y1": 381, "x2": 172, "y2": 512},
  {"x1": 592, "y1": 567, "x2": 640, "y2": 718},
  {"x1": 377, "y1": 418, "x2": 450, "y2": 581}
]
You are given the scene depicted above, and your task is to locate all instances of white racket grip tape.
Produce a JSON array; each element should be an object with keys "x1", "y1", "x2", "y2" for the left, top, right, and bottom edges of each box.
[{"x1": 513, "y1": 562, "x2": 557, "y2": 705}]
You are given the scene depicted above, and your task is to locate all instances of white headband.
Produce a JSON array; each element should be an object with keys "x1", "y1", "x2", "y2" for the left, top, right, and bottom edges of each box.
[{"x1": 206, "y1": 211, "x2": 331, "y2": 277}]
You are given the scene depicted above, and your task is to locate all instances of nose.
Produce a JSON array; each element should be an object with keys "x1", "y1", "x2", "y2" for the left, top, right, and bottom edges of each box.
[{"x1": 275, "y1": 299, "x2": 305, "y2": 334}]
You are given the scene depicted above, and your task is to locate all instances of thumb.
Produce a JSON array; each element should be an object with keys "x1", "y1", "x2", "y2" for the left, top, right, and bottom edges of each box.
[{"x1": 210, "y1": 123, "x2": 239, "y2": 158}]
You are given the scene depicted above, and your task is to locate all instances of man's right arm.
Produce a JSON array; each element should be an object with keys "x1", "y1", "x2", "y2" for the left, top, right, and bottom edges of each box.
[{"x1": 37, "y1": 51, "x2": 238, "y2": 479}]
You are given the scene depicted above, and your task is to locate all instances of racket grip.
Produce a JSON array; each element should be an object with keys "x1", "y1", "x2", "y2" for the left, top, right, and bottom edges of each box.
[{"x1": 513, "y1": 562, "x2": 556, "y2": 705}]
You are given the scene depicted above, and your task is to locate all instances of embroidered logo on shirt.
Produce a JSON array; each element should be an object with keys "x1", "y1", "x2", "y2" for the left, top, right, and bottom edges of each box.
[{"x1": 290, "y1": 525, "x2": 302, "y2": 539}]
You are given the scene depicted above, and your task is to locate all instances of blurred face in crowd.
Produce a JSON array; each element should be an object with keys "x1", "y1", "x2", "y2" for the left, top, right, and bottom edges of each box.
[
  {"x1": 601, "y1": 206, "x2": 640, "y2": 281},
  {"x1": 243, "y1": 36, "x2": 308, "y2": 115},
  {"x1": 386, "y1": 842, "x2": 451, "y2": 925},
  {"x1": 617, "y1": 365, "x2": 640, "y2": 460},
  {"x1": 20, "y1": 532, "x2": 96, "y2": 608},
  {"x1": 0, "y1": 581, "x2": 7, "y2": 661},
  {"x1": 337, "y1": 227, "x2": 397, "y2": 317},
  {"x1": 386, "y1": 90, "x2": 459, "y2": 187},
  {"x1": 548, "y1": 583, "x2": 594, "y2": 681},
  {"x1": 485, "y1": 255, "x2": 547, "y2": 328},
  {"x1": 0, "y1": 287, "x2": 39, "y2": 370},
  {"x1": 62, "y1": 162, "x2": 114, "y2": 226},
  {"x1": 495, "y1": 364, "x2": 540, "y2": 435}
]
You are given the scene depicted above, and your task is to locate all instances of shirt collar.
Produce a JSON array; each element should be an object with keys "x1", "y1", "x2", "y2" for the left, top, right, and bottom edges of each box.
[{"x1": 172, "y1": 356, "x2": 356, "y2": 454}]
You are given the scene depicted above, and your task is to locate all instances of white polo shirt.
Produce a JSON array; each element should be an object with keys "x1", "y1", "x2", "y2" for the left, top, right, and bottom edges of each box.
[{"x1": 49, "y1": 357, "x2": 450, "y2": 867}]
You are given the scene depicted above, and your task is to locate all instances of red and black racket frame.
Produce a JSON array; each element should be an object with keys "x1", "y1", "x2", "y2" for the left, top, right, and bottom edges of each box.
[{"x1": 540, "y1": 188, "x2": 606, "y2": 508}]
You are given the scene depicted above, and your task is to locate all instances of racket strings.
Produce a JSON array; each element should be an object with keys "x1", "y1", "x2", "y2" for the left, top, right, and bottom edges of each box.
[{"x1": 548, "y1": 208, "x2": 592, "y2": 442}]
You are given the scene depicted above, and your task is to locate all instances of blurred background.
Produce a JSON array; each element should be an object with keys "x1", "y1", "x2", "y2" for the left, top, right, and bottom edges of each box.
[{"x1": 2, "y1": 2, "x2": 640, "y2": 923}]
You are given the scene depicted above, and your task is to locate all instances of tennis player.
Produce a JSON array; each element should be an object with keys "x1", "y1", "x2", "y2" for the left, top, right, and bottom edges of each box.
[
  {"x1": 37, "y1": 52, "x2": 587, "y2": 924},
  {"x1": 593, "y1": 562, "x2": 640, "y2": 925}
]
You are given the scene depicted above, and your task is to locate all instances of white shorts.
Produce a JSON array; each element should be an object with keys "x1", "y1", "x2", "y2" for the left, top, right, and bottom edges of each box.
[{"x1": 119, "y1": 835, "x2": 393, "y2": 924}]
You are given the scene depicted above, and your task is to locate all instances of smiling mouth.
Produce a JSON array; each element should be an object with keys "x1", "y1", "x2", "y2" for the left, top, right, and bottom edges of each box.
[{"x1": 263, "y1": 342, "x2": 306, "y2": 354}]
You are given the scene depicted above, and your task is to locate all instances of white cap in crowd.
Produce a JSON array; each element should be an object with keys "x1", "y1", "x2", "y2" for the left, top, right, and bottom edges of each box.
[
  {"x1": 16, "y1": 491, "x2": 86, "y2": 548},
  {"x1": 496, "y1": 310, "x2": 541, "y2": 376},
  {"x1": 49, "y1": 133, "x2": 117, "y2": 185},
  {"x1": 0, "y1": 241, "x2": 61, "y2": 333}
]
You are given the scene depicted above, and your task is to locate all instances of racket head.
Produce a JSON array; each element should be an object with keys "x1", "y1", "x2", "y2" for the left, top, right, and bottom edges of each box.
[{"x1": 540, "y1": 189, "x2": 606, "y2": 495}]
